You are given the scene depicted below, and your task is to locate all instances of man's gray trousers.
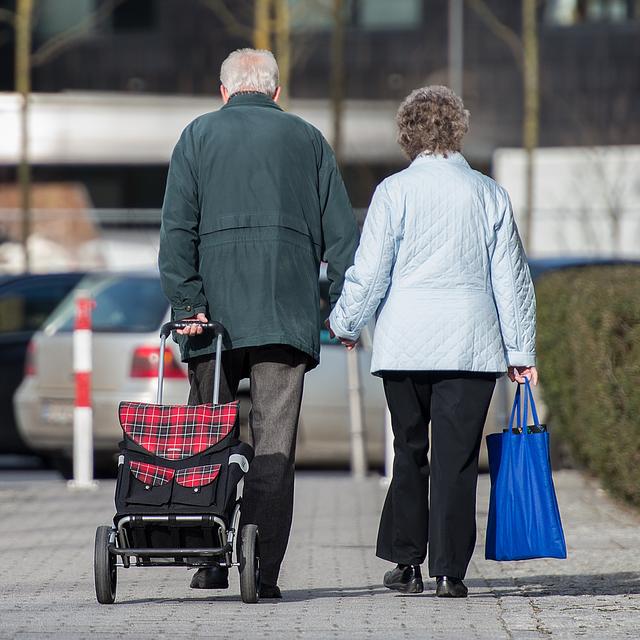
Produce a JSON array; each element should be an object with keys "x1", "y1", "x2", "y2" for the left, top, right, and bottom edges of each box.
[{"x1": 187, "y1": 345, "x2": 307, "y2": 586}]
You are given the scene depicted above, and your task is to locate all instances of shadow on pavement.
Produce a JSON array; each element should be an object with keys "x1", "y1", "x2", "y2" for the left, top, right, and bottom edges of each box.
[
  {"x1": 108, "y1": 573, "x2": 640, "y2": 605},
  {"x1": 116, "y1": 585, "x2": 387, "y2": 605},
  {"x1": 466, "y1": 572, "x2": 640, "y2": 597}
]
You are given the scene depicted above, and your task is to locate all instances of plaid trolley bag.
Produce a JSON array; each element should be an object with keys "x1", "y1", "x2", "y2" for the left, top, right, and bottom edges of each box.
[{"x1": 93, "y1": 321, "x2": 261, "y2": 605}]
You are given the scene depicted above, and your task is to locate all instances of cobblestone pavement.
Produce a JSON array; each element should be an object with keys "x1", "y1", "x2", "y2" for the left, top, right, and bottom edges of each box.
[{"x1": 1, "y1": 470, "x2": 639, "y2": 639}]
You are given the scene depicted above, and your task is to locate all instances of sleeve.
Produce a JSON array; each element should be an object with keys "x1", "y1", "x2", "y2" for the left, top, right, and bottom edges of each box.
[
  {"x1": 490, "y1": 186, "x2": 537, "y2": 367},
  {"x1": 329, "y1": 182, "x2": 398, "y2": 341},
  {"x1": 158, "y1": 127, "x2": 208, "y2": 321},
  {"x1": 318, "y1": 136, "x2": 360, "y2": 307}
]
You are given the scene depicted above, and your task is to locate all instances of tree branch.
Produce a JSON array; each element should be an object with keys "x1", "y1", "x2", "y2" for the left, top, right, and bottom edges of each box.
[
  {"x1": 465, "y1": 0, "x2": 523, "y2": 70},
  {"x1": 196, "y1": 0, "x2": 254, "y2": 41},
  {"x1": 31, "y1": 0, "x2": 127, "y2": 67}
]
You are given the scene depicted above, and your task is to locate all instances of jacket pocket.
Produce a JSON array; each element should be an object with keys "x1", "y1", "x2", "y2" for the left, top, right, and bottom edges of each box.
[
  {"x1": 171, "y1": 464, "x2": 224, "y2": 508},
  {"x1": 124, "y1": 461, "x2": 174, "y2": 506}
]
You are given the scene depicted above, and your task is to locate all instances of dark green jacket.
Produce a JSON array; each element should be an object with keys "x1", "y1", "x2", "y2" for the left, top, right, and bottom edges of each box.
[{"x1": 158, "y1": 92, "x2": 358, "y2": 367}]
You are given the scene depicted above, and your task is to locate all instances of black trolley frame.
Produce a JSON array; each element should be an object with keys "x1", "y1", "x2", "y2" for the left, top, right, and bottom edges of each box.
[{"x1": 93, "y1": 321, "x2": 260, "y2": 604}]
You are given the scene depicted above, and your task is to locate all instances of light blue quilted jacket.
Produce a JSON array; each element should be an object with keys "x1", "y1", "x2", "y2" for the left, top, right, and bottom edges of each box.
[{"x1": 329, "y1": 152, "x2": 536, "y2": 374}]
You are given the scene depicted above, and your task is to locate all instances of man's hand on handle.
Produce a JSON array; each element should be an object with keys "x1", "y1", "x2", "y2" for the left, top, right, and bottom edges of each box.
[
  {"x1": 508, "y1": 366, "x2": 539, "y2": 385},
  {"x1": 324, "y1": 319, "x2": 358, "y2": 351},
  {"x1": 176, "y1": 312, "x2": 209, "y2": 336}
]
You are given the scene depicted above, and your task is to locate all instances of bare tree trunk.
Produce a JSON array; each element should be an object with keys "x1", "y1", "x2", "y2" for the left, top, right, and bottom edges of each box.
[
  {"x1": 274, "y1": 0, "x2": 290, "y2": 105},
  {"x1": 330, "y1": 0, "x2": 345, "y2": 161},
  {"x1": 254, "y1": 0, "x2": 271, "y2": 50},
  {"x1": 253, "y1": 0, "x2": 289, "y2": 103},
  {"x1": 522, "y1": 0, "x2": 539, "y2": 253},
  {"x1": 15, "y1": 0, "x2": 33, "y2": 273}
]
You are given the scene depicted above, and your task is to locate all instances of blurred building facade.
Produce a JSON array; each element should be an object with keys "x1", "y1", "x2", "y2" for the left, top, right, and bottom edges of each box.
[{"x1": 0, "y1": 0, "x2": 639, "y2": 209}]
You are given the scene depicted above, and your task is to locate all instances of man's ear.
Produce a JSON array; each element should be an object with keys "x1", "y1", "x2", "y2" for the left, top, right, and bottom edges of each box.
[
  {"x1": 220, "y1": 85, "x2": 230, "y2": 104},
  {"x1": 272, "y1": 86, "x2": 282, "y2": 102}
]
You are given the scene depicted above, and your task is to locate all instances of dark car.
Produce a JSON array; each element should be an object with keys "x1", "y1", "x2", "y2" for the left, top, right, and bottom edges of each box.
[
  {"x1": 0, "y1": 272, "x2": 85, "y2": 454},
  {"x1": 528, "y1": 257, "x2": 640, "y2": 281}
]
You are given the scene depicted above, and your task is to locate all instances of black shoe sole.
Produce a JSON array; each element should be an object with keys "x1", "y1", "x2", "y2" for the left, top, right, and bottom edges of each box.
[
  {"x1": 383, "y1": 578, "x2": 424, "y2": 594},
  {"x1": 189, "y1": 566, "x2": 229, "y2": 589},
  {"x1": 435, "y1": 586, "x2": 468, "y2": 598},
  {"x1": 189, "y1": 576, "x2": 229, "y2": 589}
]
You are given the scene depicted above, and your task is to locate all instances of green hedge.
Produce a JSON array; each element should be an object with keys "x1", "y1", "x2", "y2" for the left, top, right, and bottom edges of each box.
[{"x1": 536, "y1": 265, "x2": 640, "y2": 507}]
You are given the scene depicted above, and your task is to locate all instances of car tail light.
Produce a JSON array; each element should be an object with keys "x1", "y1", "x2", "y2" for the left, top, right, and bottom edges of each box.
[
  {"x1": 130, "y1": 346, "x2": 186, "y2": 379},
  {"x1": 24, "y1": 339, "x2": 36, "y2": 377}
]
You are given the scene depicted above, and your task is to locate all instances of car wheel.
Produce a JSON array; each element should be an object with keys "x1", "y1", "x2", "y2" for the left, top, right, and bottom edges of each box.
[
  {"x1": 94, "y1": 453, "x2": 118, "y2": 478},
  {"x1": 48, "y1": 454, "x2": 74, "y2": 480},
  {"x1": 47, "y1": 452, "x2": 118, "y2": 480}
]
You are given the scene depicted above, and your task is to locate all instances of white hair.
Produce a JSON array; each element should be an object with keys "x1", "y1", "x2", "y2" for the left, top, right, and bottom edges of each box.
[{"x1": 220, "y1": 48, "x2": 279, "y2": 96}]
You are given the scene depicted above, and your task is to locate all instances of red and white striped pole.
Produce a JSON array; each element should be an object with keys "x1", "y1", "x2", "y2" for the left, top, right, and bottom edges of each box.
[{"x1": 69, "y1": 290, "x2": 97, "y2": 489}]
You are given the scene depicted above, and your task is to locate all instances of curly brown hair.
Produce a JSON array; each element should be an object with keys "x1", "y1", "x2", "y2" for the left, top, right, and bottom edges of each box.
[{"x1": 396, "y1": 86, "x2": 470, "y2": 160}]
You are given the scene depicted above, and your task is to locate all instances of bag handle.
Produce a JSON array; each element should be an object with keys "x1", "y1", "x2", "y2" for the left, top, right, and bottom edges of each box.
[
  {"x1": 507, "y1": 379, "x2": 540, "y2": 436},
  {"x1": 520, "y1": 378, "x2": 541, "y2": 435},
  {"x1": 523, "y1": 378, "x2": 540, "y2": 432},
  {"x1": 507, "y1": 384, "x2": 522, "y2": 436}
]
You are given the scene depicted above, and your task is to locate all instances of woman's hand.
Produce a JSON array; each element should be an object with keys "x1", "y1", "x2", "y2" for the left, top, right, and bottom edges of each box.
[
  {"x1": 325, "y1": 319, "x2": 358, "y2": 351},
  {"x1": 176, "y1": 312, "x2": 209, "y2": 336},
  {"x1": 340, "y1": 338, "x2": 358, "y2": 351},
  {"x1": 508, "y1": 366, "x2": 538, "y2": 385}
]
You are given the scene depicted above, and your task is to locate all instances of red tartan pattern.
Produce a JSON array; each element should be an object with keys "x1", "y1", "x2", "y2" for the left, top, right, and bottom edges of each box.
[
  {"x1": 119, "y1": 401, "x2": 237, "y2": 460},
  {"x1": 175, "y1": 464, "x2": 221, "y2": 488},
  {"x1": 130, "y1": 461, "x2": 175, "y2": 486}
]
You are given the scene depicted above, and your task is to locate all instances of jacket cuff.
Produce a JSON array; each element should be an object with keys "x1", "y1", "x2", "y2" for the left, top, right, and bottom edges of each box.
[
  {"x1": 506, "y1": 350, "x2": 536, "y2": 367},
  {"x1": 172, "y1": 304, "x2": 207, "y2": 322},
  {"x1": 328, "y1": 309, "x2": 361, "y2": 342}
]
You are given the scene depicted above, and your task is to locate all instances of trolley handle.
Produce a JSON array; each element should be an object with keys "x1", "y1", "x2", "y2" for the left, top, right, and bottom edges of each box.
[
  {"x1": 160, "y1": 320, "x2": 225, "y2": 339},
  {"x1": 157, "y1": 320, "x2": 226, "y2": 405}
]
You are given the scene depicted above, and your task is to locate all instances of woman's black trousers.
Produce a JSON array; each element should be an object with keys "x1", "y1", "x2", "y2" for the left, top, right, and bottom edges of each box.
[{"x1": 376, "y1": 370, "x2": 497, "y2": 579}]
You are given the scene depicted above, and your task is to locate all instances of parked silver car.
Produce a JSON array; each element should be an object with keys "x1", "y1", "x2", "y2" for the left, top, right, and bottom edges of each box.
[{"x1": 14, "y1": 271, "x2": 387, "y2": 475}]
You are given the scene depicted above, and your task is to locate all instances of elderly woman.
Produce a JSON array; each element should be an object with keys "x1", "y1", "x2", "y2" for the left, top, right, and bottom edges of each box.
[{"x1": 328, "y1": 86, "x2": 537, "y2": 598}]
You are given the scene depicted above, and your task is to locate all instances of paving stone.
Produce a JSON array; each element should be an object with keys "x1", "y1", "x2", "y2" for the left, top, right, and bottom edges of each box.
[{"x1": 0, "y1": 470, "x2": 638, "y2": 639}]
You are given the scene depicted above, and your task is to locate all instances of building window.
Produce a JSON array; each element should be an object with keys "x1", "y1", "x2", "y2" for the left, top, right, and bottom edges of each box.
[
  {"x1": 290, "y1": 0, "x2": 351, "y2": 31},
  {"x1": 289, "y1": 0, "x2": 422, "y2": 31},
  {"x1": 111, "y1": 0, "x2": 156, "y2": 32},
  {"x1": 545, "y1": 0, "x2": 638, "y2": 25},
  {"x1": 357, "y1": 0, "x2": 422, "y2": 30},
  {"x1": 35, "y1": 0, "x2": 98, "y2": 41}
]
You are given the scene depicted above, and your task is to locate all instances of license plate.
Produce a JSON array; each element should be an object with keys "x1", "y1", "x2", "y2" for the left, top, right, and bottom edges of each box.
[{"x1": 41, "y1": 400, "x2": 74, "y2": 425}]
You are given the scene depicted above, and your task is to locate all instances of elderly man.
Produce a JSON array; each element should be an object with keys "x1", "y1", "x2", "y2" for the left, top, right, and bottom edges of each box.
[{"x1": 158, "y1": 48, "x2": 358, "y2": 598}]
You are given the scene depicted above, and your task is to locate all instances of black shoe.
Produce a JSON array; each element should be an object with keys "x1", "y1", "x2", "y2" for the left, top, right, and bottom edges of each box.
[
  {"x1": 435, "y1": 576, "x2": 468, "y2": 598},
  {"x1": 383, "y1": 564, "x2": 424, "y2": 594},
  {"x1": 259, "y1": 583, "x2": 282, "y2": 599},
  {"x1": 189, "y1": 566, "x2": 229, "y2": 589}
]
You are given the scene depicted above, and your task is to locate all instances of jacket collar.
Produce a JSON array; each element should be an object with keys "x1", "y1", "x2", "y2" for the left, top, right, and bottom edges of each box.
[
  {"x1": 410, "y1": 151, "x2": 470, "y2": 168},
  {"x1": 221, "y1": 92, "x2": 283, "y2": 111}
]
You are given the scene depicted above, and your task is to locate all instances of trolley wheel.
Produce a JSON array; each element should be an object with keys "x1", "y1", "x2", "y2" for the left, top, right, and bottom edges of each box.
[
  {"x1": 94, "y1": 525, "x2": 117, "y2": 604},
  {"x1": 239, "y1": 524, "x2": 260, "y2": 604}
]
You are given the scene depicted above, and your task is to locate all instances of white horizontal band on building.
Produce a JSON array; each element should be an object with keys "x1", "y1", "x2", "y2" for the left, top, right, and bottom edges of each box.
[{"x1": 0, "y1": 92, "x2": 404, "y2": 165}]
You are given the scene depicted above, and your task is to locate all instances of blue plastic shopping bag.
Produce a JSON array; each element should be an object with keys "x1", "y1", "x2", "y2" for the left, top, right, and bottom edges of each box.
[{"x1": 485, "y1": 379, "x2": 567, "y2": 561}]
